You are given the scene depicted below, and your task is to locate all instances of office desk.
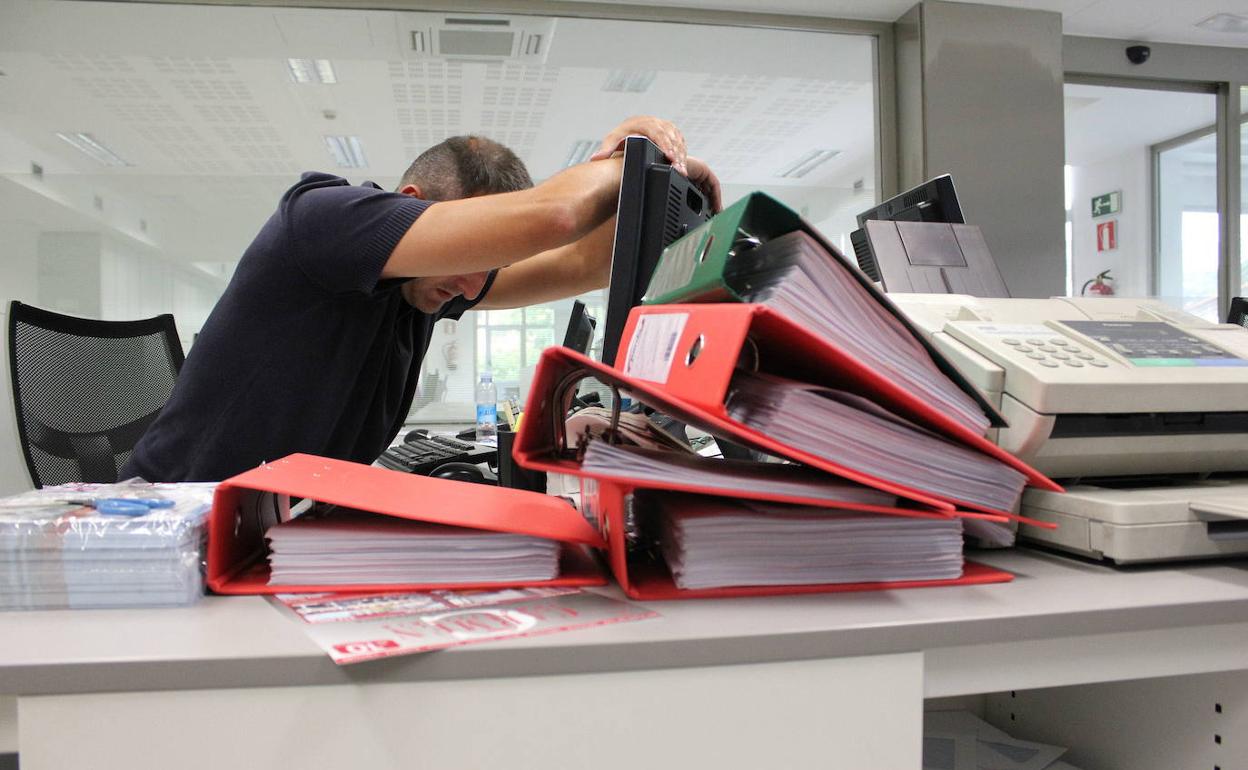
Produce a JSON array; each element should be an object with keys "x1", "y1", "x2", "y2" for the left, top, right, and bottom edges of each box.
[{"x1": 4, "y1": 549, "x2": 1248, "y2": 769}]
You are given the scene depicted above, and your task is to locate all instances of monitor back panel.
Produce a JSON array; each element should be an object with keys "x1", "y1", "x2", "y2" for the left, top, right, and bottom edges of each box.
[{"x1": 863, "y1": 220, "x2": 1010, "y2": 298}]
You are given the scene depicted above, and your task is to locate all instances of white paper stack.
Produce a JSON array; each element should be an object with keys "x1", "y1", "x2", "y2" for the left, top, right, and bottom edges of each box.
[
  {"x1": 0, "y1": 482, "x2": 216, "y2": 610},
  {"x1": 581, "y1": 441, "x2": 901, "y2": 508},
  {"x1": 266, "y1": 509, "x2": 561, "y2": 586},
  {"x1": 655, "y1": 495, "x2": 964, "y2": 590},
  {"x1": 726, "y1": 370, "x2": 1027, "y2": 513},
  {"x1": 730, "y1": 230, "x2": 992, "y2": 436}
]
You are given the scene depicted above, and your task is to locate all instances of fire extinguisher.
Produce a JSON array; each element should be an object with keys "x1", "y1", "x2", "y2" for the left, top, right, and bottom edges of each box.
[{"x1": 1081, "y1": 269, "x2": 1115, "y2": 296}]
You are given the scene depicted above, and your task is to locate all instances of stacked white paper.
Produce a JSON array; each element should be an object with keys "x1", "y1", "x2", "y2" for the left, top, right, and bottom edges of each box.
[
  {"x1": 0, "y1": 482, "x2": 215, "y2": 610},
  {"x1": 656, "y1": 496, "x2": 964, "y2": 590},
  {"x1": 726, "y1": 370, "x2": 1027, "y2": 513},
  {"x1": 731, "y1": 230, "x2": 992, "y2": 436},
  {"x1": 266, "y1": 510, "x2": 560, "y2": 586},
  {"x1": 580, "y1": 441, "x2": 900, "y2": 508}
]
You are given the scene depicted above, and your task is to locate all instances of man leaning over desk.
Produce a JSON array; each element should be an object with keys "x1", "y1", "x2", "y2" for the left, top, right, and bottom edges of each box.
[{"x1": 121, "y1": 116, "x2": 720, "y2": 483}]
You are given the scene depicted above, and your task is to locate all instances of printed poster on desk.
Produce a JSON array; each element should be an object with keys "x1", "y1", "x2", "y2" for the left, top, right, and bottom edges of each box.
[{"x1": 270, "y1": 588, "x2": 657, "y2": 665}]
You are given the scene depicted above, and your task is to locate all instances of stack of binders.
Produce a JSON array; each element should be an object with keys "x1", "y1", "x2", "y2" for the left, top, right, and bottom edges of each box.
[{"x1": 514, "y1": 192, "x2": 1060, "y2": 599}]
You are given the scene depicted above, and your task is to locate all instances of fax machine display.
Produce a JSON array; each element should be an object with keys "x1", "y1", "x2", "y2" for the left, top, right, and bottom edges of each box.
[{"x1": 1062, "y1": 321, "x2": 1246, "y2": 367}]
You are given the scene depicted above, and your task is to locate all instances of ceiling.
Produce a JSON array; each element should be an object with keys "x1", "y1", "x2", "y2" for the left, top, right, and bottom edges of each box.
[
  {"x1": 572, "y1": 0, "x2": 1248, "y2": 49},
  {"x1": 0, "y1": 0, "x2": 877, "y2": 275},
  {"x1": 1, "y1": 0, "x2": 1245, "y2": 282},
  {"x1": 1064, "y1": 84, "x2": 1219, "y2": 165}
]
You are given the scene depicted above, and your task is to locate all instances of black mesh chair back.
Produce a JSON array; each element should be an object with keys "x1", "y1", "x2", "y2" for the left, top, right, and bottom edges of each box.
[
  {"x1": 7, "y1": 301, "x2": 185, "y2": 487},
  {"x1": 1229, "y1": 297, "x2": 1248, "y2": 329}
]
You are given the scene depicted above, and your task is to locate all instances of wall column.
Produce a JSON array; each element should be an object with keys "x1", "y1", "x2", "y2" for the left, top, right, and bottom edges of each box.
[{"x1": 896, "y1": 0, "x2": 1066, "y2": 298}]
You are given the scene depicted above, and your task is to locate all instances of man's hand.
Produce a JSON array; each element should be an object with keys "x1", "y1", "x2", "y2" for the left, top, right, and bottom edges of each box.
[
  {"x1": 687, "y1": 155, "x2": 723, "y2": 215},
  {"x1": 589, "y1": 116, "x2": 722, "y2": 214},
  {"x1": 589, "y1": 115, "x2": 688, "y2": 176}
]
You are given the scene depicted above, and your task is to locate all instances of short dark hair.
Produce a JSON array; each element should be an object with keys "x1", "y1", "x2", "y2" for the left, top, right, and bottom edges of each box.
[{"x1": 398, "y1": 135, "x2": 533, "y2": 200}]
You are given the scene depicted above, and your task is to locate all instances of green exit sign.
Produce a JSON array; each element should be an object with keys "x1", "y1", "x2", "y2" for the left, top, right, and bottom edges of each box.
[{"x1": 1092, "y1": 191, "x2": 1121, "y2": 217}]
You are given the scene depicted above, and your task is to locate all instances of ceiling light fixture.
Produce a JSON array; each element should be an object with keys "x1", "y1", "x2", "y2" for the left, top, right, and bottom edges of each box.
[
  {"x1": 1195, "y1": 13, "x2": 1248, "y2": 33},
  {"x1": 602, "y1": 70, "x2": 656, "y2": 93},
  {"x1": 54, "y1": 132, "x2": 131, "y2": 167},
  {"x1": 324, "y1": 135, "x2": 367, "y2": 169},
  {"x1": 288, "y1": 58, "x2": 337, "y2": 84},
  {"x1": 775, "y1": 149, "x2": 841, "y2": 179},
  {"x1": 563, "y1": 139, "x2": 597, "y2": 167}
]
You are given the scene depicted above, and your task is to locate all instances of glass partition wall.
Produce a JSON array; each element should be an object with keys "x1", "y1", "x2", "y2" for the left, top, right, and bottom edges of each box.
[
  {"x1": 0, "y1": 0, "x2": 881, "y2": 424},
  {"x1": 1242, "y1": 84, "x2": 1248, "y2": 301},
  {"x1": 1065, "y1": 76, "x2": 1246, "y2": 322}
]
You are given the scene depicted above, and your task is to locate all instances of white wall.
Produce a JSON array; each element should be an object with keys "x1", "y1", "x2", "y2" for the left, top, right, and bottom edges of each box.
[
  {"x1": 0, "y1": 216, "x2": 223, "y2": 495},
  {"x1": 1069, "y1": 149, "x2": 1151, "y2": 298},
  {"x1": 1, "y1": 222, "x2": 46, "y2": 495},
  {"x1": 101, "y1": 237, "x2": 220, "y2": 352}
]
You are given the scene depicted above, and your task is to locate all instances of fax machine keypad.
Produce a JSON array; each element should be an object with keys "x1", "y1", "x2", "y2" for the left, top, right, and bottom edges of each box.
[{"x1": 1007, "y1": 336, "x2": 1110, "y2": 369}]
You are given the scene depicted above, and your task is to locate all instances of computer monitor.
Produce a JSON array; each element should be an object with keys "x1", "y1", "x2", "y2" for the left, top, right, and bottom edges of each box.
[
  {"x1": 854, "y1": 173, "x2": 964, "y2": 228},
  {"x1": 848, "y1": 174, "x2": 1009, "y2": 297},
  {"x1": 599, "y1": 137, "x2": 711, "y2": 367},
  {"x1": 562, "y1": 300, "x2": 597, "y2": 356}
]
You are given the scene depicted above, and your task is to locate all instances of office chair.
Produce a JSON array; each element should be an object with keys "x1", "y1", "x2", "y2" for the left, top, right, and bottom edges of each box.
[
  {"x1": 7, "y1": 300, "x2": 185, "y2": 487},
  {"x1": 1228, "y1": 297, "x2": 1248, "y2": 329}
]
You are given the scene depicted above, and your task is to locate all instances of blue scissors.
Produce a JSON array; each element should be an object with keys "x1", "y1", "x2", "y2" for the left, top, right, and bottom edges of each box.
[{"x1": 66, "y1": 498, "x2": 176, "y2": 516}]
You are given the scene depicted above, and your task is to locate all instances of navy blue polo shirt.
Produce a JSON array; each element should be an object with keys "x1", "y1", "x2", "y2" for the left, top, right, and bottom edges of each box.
[{"x1": 123, "y1": 172, "x2": 494, "y2": 482}]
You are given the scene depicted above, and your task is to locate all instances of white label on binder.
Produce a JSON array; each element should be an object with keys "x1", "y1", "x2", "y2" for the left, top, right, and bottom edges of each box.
[{"x1": 623, "y1": 313, "x2": 688, "y2": 383}]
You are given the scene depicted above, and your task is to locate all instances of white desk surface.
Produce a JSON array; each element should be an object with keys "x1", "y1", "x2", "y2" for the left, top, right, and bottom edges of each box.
[{"x1": 5, "y1": 548, "x2": 1248, "y2": 697}]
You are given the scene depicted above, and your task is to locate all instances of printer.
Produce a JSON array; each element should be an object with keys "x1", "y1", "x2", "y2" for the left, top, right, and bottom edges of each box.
[{"x1": 890, "y1": 293, "x2": 1248, "y2": 564}]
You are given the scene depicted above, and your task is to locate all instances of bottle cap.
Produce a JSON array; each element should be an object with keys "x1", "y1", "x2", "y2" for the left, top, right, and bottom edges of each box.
[{"x1": 480, "y1": 371, "x2": 493, "y2": 382}]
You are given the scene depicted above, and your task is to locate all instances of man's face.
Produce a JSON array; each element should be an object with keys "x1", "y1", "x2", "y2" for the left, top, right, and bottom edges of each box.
[{"x1": 403, "y1": 272, "x2": 490, "y2": 313}]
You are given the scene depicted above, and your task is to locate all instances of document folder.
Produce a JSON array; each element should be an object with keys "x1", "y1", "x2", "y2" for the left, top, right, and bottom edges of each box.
[
  {"x1": 641, "y1": 191, "x2": 1005, "y2": 430},
  {"x1": 206, "y1": 454, "x2": 606, "y2": 595},
  {"x1": 513, "y1": 349, "x2": 1016, "y2": 599},
  {"x1": 616, "y1": 303, "x2": 1061, "y2": 504},
  {"x1": 515, "y1": 342, "x2": 1054, "y2": 516},
  {"x1": 587, "y1": 479, "x2": 1013, "y2": 600}
]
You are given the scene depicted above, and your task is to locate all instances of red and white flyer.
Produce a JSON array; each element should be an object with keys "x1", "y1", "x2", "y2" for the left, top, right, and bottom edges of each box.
[
  {"x1": 271, "y1": 589, "x2": 658, "y2": 665},
  {"x1": 273, "y1": 586, "x2": 582, "y2": 624}
]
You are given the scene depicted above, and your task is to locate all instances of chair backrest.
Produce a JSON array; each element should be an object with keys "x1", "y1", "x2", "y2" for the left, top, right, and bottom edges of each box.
[
  {"x1": 1229, "y1": 297, "x2": 1248, "y2": 329},
  {"x1": 7, "y1": 301, "x2": 185, "y2": 487}
]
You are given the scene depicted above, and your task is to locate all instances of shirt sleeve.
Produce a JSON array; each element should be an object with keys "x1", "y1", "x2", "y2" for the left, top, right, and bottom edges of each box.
[{"x1": 282, "y1": 176, "x2": 431, "y2": 295}]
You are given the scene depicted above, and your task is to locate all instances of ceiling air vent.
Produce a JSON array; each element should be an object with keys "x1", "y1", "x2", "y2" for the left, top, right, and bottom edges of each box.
[{"x1": 408, "y1": 17, "x2": 555, "y2": 63}]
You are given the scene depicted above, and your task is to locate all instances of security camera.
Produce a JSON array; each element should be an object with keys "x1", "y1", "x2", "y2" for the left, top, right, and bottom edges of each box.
[{"x1": 1126, "y1": 45, "x2": 1151, "y2": 65}]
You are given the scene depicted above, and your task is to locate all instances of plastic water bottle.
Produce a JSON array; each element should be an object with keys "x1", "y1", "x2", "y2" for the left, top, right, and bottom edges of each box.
[{"x1": 475, "y1": 371, "x2": 498, "y2": 443}]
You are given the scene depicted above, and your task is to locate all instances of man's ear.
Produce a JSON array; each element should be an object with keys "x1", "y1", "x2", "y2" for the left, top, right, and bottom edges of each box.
[{"x1": 399, "y1": 183, "x2": 423, "y2": 198}]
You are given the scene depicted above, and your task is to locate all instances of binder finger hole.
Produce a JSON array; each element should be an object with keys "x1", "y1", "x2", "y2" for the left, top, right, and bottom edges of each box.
[
  {"x1": 697, "y1": 234, "x2": 714, "y2": 264},
  {"x1": 685, "y1": 335, "x2": 705, "y2": 367}
]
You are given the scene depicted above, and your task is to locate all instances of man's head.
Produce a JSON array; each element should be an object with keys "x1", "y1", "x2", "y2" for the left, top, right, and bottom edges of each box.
[
  {"x1": 397, "y1": 135, "x2": 533, "y2": 201},
  {"x1": 396, "y1": 135, "x2": 533, "y2": 313}
]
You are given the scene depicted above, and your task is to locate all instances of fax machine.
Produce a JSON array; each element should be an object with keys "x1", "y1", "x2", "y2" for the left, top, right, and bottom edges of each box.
[{"x1": 890, "y1": 294, "x2": 1248, "y2": 564}]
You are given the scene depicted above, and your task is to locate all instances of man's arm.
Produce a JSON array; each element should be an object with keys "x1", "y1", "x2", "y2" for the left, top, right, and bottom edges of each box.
[
  {"x1": 475, "y1": 155, "x2": 722, "y2": 309},
  {"x1": 475, "y1": 217, "x2": 617, "y2": 310},
  {"x1": 380, "y1": 157, "x2": 623, "y2": 279}
]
